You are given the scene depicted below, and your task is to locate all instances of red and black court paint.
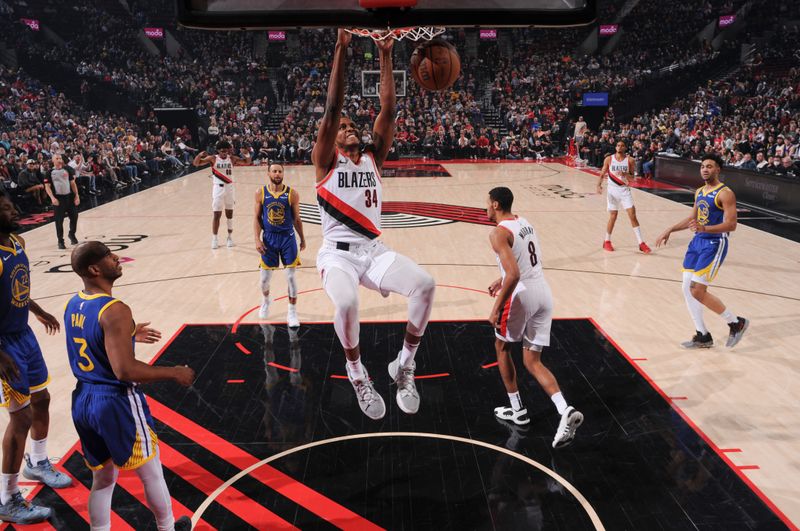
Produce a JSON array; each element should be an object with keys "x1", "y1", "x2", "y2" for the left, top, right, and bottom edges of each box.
[{"x1": 15, "y1": 320, "x2": 793, "y2": 530}]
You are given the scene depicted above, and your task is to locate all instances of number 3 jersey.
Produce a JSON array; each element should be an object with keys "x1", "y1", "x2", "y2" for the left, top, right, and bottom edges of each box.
[
  {"x1": 316, "y1": 150, "x2": 383, "y2": 244},
  {"x1": 496, "y1": 216, "x2": 544, "y2": 284},
  {"x1": 65, "y1": 292, "x2": 134, "y2": 388}
]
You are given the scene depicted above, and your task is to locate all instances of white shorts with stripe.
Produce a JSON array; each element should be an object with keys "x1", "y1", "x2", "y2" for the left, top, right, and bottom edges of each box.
[
  {"x1": 212, "y1": 183, "x2": 235, "y2": 211},
  {"x1": 496, "y1": 280, "x2": 553, "y2": 350},
  {"x1": 607, "y1": 185, "x2": 634, "y2": 211},
  {"x1": 317, "y1": 239, "x2": 397, "y2": 297}
]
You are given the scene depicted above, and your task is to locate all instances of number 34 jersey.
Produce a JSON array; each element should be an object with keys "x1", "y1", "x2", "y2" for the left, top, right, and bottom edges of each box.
[
  {"x1": 316, "y1": 150, "x2": 383, "y2": 244},
  {"x1": 496, "y1": 216, "x2": 545, "y2": 284}
]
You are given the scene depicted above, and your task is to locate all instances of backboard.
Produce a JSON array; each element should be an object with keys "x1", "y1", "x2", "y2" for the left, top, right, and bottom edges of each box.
[{"x1": 176, "y1": 0, "x2": 596, "y2": 30}]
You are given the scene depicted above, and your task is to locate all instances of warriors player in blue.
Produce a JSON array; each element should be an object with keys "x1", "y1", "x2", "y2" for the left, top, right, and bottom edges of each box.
[
  {"x1": 66, "y1": 241, "x2": 194, "y2": 530},
  {"x1": 0, "y1": 194, "x2": 70, "y2": 525},
  {"x1": 254, "y1": 162, "x2": 306, "y2": 327},
  {"x1": 656, "y1": 154, "x2": 748, "y2": 348}
]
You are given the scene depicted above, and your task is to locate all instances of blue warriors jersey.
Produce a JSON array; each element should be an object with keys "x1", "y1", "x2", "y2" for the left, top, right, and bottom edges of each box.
[
  {"x1": 65, "y1": 292, "x2": 133, "y2": 388},
  {"x1": 694, "y1": 183, "x2": 728, "y2": 239},
  {"x1": 0, "y1": 235, "x2": 30, "y2": 335},
  {"x1": 261, "y1": 185, "x2": 295, "y2": 235}
]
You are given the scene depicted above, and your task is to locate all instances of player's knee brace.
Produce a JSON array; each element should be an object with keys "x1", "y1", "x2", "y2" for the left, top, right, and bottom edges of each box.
[
  {"x1": 226, "y1": 218, "x2": 233, "y2": 231},
  {"x1": 260, "y1": 269, "x2": 273, "y2": 296},
  {"x1": 286, "y1": 267, "x2": 297, "y2": 298}
]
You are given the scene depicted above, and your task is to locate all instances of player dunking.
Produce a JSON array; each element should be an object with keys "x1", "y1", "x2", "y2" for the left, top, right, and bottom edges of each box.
[
  {"x1": 313, "y1": 30, "x2": 436, "y2": 419},
  {"x1": 193, "y1": 140, "x2": 252, "y2": 249},
  {"x1": 486, "y1": 187, "x2": 583, "y2": 448},
  {"x1": 254, "y1": 162, "x2": 306, "y2": 327},
  {"x1": 656, "y1": 154, "x2": 748, "y2": 348},
  {"x1": 0, "y1": 195, "x2": 71, "y2": 525},
  {"x1": 66, "y1": 241, "x2": 194, "y2": 530},
  {"x1": 597, "y1": 141, "x2": 651, "y2": 253}
]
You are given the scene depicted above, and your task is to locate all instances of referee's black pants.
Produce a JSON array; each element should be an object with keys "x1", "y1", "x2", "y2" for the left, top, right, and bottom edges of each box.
[{"x1": 54, "y1": 193, "x2": 78, "y2": 243}]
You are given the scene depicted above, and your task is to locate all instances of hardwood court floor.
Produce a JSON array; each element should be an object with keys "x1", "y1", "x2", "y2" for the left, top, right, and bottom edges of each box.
[{"x1": 5, "y1": 159, "x2": 799, "y2": 528}]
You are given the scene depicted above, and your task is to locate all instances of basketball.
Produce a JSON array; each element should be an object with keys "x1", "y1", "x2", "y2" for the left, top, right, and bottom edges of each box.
[{"x1": 410, "y1": 39, "x2": 461, "y2": 92}]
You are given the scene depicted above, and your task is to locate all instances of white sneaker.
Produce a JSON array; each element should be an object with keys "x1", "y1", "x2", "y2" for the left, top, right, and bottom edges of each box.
[
  {"x1": 552, "y1": 406, "x2": 584, "y2": 449},
  {"x1": 211, "y1": 236, "x2": 219, "y2": 249},
  {"x1": 494, "y1": 406, "x2": 530, "y2": 426},
  {"x1": 258, "y1": 302, "x2": 269, "y2": 319},
  {"x1": 388, "y1": 353, "x2": 419, "y2": 414},
  {"x1": 287, "y1": 307, "x2": 300, "y2": 328},
  {"x1": 226, "y1": 236, "x2": 234, "y2": 247},
  {"x1": 348, "y1": 366, "x2": 386, "y2": 420}
]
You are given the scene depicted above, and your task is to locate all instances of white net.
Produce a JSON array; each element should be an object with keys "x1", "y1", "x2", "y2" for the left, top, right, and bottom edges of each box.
[{"x1": 345, "y1": 26, "x2": 446, "y2": 42}]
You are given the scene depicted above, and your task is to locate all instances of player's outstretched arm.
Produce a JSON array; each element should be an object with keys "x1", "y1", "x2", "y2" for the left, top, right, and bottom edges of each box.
[
  {"x1": 656, "y1": 205, "x2": 698, "y2": 247},
  {"x1": 192, "y1": 151, "x2": 215, "y2": 167},
  {"x1": 312, "y1": 29, "x2": 350, "y2": 180},
  {"x1": 488, "y1": 228, "x2": 519, "y2": 328},
  {"x1": 254, "y1": 189, "x2": 266, "y2": 255},
  {"x1": 371, "y1": 38, "x2": 396, "y2": 169},
  {"x1": 102, "y1": 302, "x2": 195, "y2": 386},
  {"x1": 290, "y1": 188, "x2": 306, "y2": 251},
  {"x1": 597, "y1": 156, "x2": 610, "y2": 193}
]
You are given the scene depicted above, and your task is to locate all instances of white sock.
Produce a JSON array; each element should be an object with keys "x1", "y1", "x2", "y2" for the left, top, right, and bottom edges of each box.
[
  {"x1": 508, "y1": 392, "x2": 523, "y2": 411},
  {"x1": 720, "y1": 309, "x2": 737, "y2": 324},
  {"x1": 226, "y1": 219, "x2": 233, "y2": 233},
  {"x1": 287, "y1": 302, "x2": 296, "y2": 314},
  {"x1": 605, "y1": 232, "x2": 611, "y2": 241},
  {"x1": 633, "y1": 226, "x2": 643, "y2": 244},
  {"x1": 29, "y1": 437, "x2": 48, "y2": 464},
  {"x1": 682, "y1": 272, "x2": 708, "y2": 334},
  {"x1": 346, "y1": 356, "x2": 365, "y2": 380},
  {"x1": 551, "y1": 392, "x2": 568, "y2": 415},
  {"x1": 1, "y1": 473, "x2": 19, "y2": 504},
  {"x1": 399, "y1": 340, "x2": 419, "y2": 367}
]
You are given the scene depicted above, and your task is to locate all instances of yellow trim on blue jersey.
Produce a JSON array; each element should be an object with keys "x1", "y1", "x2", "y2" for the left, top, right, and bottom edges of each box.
[
  {"x1": 79, "y1": 291, "x2": 112, "y2": 300},
  {"x1": 259, "y1": 258, "x2": 282, "y2": 271},
  {"x1": 0, "y1": 238, "x2": 18, "y2": 255},
  {"x1": 692, "y1": 238, "x2": 727, "y2": 282},
  {"x1": 29, "y1": 375, "x2": 51, "y2": 393},
  {"x1": 714, "y1": 185, "x2": 728, "y2": 209},
  {"x1": 0, "y1": 380, "x2": 29, "y2": 408},
  {"x1": 259, "y1": 186, "x2": 265, "y2": 203},
  {"x1": 682, "y1": 268, "x2": 695, "y2": 273},
  {"x1": 266, "y1": 184, "x2": 288, "y2": 200},
  {"x1": 84, "y1": 458, "x2": 113, "y2": 471},
  {"x1": 119, "y1": 427, "x2": 159, "y2": 470},
  {"x1": 97, "y1": 299, "x2": 121, "y2": 320},
  {"x1": 285, "y1": 254, "x2": 301, "y2": 269}
]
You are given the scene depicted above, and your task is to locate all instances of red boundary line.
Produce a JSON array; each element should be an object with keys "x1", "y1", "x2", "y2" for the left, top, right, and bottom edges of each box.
[
  {"x1": 738, "y1": 465, "x2": 761, "y2": 471},
  {"x1": 227, "y1": 379, "x2": 245, "y2": 384},
  {"x1": 721, "y1": 448, "x2": 743, "y2": 453},
  {"x1": 268, "y1": 361, "x2": 299, "y2": 373},
  {"x1": 587, "y1": 317, "x2": 798, "y2": 531},
  {"x1": 481, "y1": 362, "x2": 499, "y2": 369},
  {"x1": 630, "y1": 358, "x2": 648, "y2": 361},
  {"x1": 148, "y1": 399, "x2": 384, "y2": 530}
]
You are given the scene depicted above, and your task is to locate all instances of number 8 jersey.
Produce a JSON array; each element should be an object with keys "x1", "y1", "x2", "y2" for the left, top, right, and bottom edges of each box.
[
  {"x1": 496, "y1": 216, "x2": 544, "y2": 284},
  {"x1": 316, "y1": 150, "x2": 383, "y2": 244}
]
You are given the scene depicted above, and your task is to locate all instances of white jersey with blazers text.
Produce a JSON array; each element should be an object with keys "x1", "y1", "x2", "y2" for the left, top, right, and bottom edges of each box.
[
  {"x1": 496, "y1": 216, "x2": 544, "y2": 284},
  {"x1": 212, "y1": 155, "x2": 234, "y2": 185},
  {"x1": 607, "y1": 154, "x2": 630, "y2": 190},
  {"x1": 495, "y1": 216, "x2": 553, "y2": 348},
  {"x1": 316, "y1": 149, "x2": 383, "y2": 244}
]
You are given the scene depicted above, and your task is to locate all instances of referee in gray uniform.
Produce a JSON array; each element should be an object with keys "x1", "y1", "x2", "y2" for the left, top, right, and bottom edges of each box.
[{"x1": 43, "y1": 154, "x2": 80, "y2": 249}]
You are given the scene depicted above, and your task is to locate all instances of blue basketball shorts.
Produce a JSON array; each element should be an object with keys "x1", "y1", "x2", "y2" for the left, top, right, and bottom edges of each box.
[
  {"x1": 0, "y1": 326, "x2": 50, "y2": 408},
  {"x1": 260, "y1": 230, "x2": 300, "y2": 270},
  {"x1": 682, "y1": 236, "x2": 728, "y2": 284}
]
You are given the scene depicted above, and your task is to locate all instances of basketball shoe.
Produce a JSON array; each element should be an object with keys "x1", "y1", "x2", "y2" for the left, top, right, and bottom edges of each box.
[
  {"x1": 388, "y1": 354, "x2": 419, "y2": 414},
  {"x1": 553, "y1": 406, "x2": 584, "y2": 449}
]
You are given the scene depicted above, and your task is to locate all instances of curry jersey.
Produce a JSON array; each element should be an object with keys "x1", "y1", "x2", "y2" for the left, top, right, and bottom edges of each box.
[
  {"x1": 261, "y1": 185, "x2": 294, "y2": 234},
  {"x1": 317, "y1": 150, "x2": 382, "y2": 244},
  {"x1": 496, "y1": 216, "x2": 544, "y2": 284},
  {"x1": 607, "y1": 155, "x2": 631, "y2": 188},
  {"x1": 694, "y1": 183, "x2": 728, "y2": 239},
  {"x1": 212, "y1": 155, "x2": 234, "y2": 185},
  {"x1": 64, "y1": 292, "x2": 134, "y2": 388},
  {"x1": 0, "y1": 235, "x2": 30, "y2": 335}
]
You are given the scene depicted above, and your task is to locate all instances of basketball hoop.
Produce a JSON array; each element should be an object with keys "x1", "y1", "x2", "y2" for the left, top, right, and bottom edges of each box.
[{"x1": 344, "y1": 26, "x2": 446, "y2": 42}]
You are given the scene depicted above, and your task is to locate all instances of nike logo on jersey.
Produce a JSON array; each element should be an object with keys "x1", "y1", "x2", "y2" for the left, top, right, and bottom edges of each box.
[
  {"x1": 337, "y1": 171, "x2": 377, "y2": 188},
  {"x1": 2, "y1": 255, "x2": 10, "y2": 261}
]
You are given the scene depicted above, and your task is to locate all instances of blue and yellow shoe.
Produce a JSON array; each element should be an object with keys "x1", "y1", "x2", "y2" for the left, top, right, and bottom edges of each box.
[
  {"x1": 0, "y1": 492, "x2": 51, "y2": 524},
  {"x1": 22, "y1": 454, "x2": 73, "y2": 489}
]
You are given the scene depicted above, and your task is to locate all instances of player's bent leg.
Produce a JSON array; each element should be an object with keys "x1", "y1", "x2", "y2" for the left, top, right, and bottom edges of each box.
[
  {"x1": 88, "y1": 464, "x2": 119, "y2": 531},
  {"x1": 134, "y1": 452, "x2": 180, "y2": 531},
  {"x1": 381, "y1": 255, "x2": 435, "y2": 414},
  {"x1": 324, "y1": 267, "x2": 385, "y2": 420}
]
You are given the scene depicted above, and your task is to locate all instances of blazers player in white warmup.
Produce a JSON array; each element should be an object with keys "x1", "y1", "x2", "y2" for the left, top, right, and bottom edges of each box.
[
  {"x1": 193, "y1": 140, "x2": 252, "y2": 249},
  {"x1": 312, "y1": 30, "x2": 436, "y2": 420},
  {"x1": 597, "y1": 141, "x2": 651, "y2": 253},
  {"x1": 486, "y1": 187, "x2": 583, "y2": 448}
]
